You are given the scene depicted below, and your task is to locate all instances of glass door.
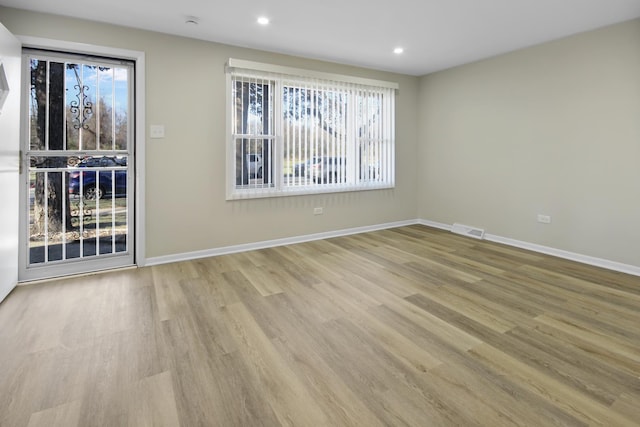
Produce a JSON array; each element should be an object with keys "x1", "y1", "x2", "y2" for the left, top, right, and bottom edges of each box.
[{"x1": 19, "y1": 50, "x2": 135, "y2": 281}]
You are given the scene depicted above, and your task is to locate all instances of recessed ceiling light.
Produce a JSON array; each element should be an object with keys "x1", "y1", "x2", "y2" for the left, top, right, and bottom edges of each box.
[
  {"x1": 393, "y1": 47, "x2": 404, "y2": 54},
  {"x1": 257, "y1": 16, "x2": 270, "y2": 25},
  {"x1": 185, "y1": 16, "x2": 199, "y2": 25}
]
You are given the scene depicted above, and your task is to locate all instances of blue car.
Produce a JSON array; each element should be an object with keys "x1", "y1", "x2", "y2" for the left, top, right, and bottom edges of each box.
[{"x1": 68, "y1": 156, "x2": 127, "y2": 200}]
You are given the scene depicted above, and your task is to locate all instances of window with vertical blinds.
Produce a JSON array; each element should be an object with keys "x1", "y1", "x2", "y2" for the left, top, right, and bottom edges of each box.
[{"x1": 226, "y1": 59, "x2": 397, "y2": 199}]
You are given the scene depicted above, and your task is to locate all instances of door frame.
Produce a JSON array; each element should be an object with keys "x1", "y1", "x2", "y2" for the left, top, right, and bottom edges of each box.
[{"x1": 18, "y1": 36, "x2": 146, "y2": 281}]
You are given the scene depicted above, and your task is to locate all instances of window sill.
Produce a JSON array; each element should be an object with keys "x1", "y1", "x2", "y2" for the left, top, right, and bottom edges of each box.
[{"x1": 227, "y1": 182, "x2": 394, "y2": 200}]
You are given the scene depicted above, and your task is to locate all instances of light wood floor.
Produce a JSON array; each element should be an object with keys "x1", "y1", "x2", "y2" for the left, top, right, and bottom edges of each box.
[{"x1": 1, "y1": 225, "x2": 639, "y2": 426}]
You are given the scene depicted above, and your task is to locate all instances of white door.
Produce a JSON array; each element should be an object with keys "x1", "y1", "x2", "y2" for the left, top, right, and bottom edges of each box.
[
  {"x1": 19, "y1": 50, "x2": 135, "y2": 281},
  {"x1": 0, "y1": 23, "x2": 21, "y2": 303}
]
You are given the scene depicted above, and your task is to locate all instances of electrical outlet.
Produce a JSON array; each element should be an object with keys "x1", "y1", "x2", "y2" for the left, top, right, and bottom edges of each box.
[
  {"x1": 537, "y1": 214, "x2": 551, "y2": 224},
  {"x1": 313, "y1": 207, "x2": 323, "y2": 215}
]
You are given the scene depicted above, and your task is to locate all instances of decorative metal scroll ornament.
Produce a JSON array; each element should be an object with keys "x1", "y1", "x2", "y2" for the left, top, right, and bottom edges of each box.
[
  {"x1": 70, "y1": 198, "x2": 93, "y2": 228},
  {"x1": 70, "y1": 84, "x2": 93, "y2": 130}
]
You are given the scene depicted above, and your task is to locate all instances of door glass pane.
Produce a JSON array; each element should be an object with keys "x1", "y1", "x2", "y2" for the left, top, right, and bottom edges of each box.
[
  {"x1": 114, "y1": 67, "x2": 129, "y2": 150},
  {"x1": 29, "y1": 59, "x2": 46, "y2": 151},
  {"x1": 81, "y1": 64, "x2": 97, "y2": 150},
  {"x1": 98, "y1": 66, "x2": 114, "y2": 151},
  {"x1": 27, "y1": 155, "x2": 129, "y2": 265}
]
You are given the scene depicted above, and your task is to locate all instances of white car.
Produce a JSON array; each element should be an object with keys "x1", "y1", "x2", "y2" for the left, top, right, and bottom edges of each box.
[{"x1": 246, "y1": 154, "x2": 263, "y2": 178}]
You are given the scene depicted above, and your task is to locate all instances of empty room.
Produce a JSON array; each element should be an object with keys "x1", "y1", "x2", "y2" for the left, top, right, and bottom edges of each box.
[{"x1": 0, "y1": 1, "x2": 639, "y2": 426}]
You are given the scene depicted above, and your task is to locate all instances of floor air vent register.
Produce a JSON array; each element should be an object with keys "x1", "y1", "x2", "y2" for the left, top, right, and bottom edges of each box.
[{"x1": 451, "y1": 223, "x2": 485, "y2": 240}]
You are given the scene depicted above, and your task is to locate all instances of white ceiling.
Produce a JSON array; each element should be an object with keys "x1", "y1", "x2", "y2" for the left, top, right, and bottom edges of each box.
[{"x1": 3, "y1": 0, "x2": 640, "y2": 75}]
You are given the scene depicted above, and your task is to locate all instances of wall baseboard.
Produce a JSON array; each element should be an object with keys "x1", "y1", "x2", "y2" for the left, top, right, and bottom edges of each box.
[
  {"x1": 145, "y1": 218, "x2": 640, "y2": 278},
  {"x1": 145, "y1": 219, "x2": 418, "y2": 267},
  {"x1": 417, "y1": 219, "x2": 453, "y2": 232},
  {"x1": 417, "y1": 219, "x2": 640, "y2": 277},
  {"x1": 484, "y1": 233, "x2": 640, "y2": 277}
]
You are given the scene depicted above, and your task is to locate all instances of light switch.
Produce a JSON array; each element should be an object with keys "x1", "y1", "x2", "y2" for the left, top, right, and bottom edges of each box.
[{"x1": 150, "y1": 125, "x2": 165, "y2": 139}]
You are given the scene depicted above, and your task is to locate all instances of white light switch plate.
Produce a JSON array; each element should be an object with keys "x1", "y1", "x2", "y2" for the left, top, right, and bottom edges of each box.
[{"x1": 150, "y1": 125, "x2": 165, "y2": 139}]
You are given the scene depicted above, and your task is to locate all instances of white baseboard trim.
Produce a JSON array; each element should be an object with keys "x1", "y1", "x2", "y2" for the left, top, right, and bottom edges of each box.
[
  {"x1": 145, "y1": 219, "x2": 419, "y2": 267},
  {"x1": 145, "y1": 218, "x2": 640, "y2": 277},
  {"x1": 417, "y1": 219, "x2": 640, "y2": 277},
  {"x1": 417, "y1": 219, "x2": 453, "y2": 231},
  {"x1": 484, "y1": 234, "x2": 640, "y2": 277}
]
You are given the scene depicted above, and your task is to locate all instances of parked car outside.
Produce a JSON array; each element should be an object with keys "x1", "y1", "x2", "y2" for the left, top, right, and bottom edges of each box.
[
  {"x1": 294, "y1": 157, "x2": 321, "y2": 177},
  {"x1": 306, "y1": 156, "x2": 346, "y2": 183},
  {"x1": 68, "y1": 156, "x2": 127, "y2": 200},
  {"x1": 246, "y1": 153, "x2": 263, "y2": 178}
]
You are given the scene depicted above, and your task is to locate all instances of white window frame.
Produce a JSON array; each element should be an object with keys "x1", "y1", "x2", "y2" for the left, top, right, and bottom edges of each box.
[{"x1": 226, "y1": 59, "x2": 397, "y2": 200}]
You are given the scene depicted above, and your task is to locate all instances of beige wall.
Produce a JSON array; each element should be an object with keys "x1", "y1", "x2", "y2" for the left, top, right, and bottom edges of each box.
[
  {"x1": 0, "y1": 7, "x2": 420, "y2": 259},
  {"x1": 3, "y1": 7, "x2": 639, "y2": 269},
  {"x1": 418, "y1": 19, "x2": 640, "y2": 267}
]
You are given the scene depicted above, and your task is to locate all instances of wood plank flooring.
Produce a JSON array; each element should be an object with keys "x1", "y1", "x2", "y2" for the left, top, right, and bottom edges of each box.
[{"x1": 1, "y1": 225, "x2": 639, "y2": 426}]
